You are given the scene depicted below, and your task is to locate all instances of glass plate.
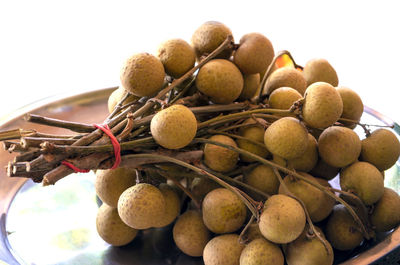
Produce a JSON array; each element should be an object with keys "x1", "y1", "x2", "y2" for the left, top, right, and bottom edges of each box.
[{"x1": 0, "y1": 88, "x2": 399, "y2": 265}]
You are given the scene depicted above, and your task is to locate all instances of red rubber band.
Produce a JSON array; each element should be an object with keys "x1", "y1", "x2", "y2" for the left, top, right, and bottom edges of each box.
[
  {"x1": 62, "y1": 123, "x2": 121, "y2": 173},
  {"x1": 61, "y1": 161, "x2": 90, "y2": 173},
  {"x1": 93, "y1": 123, "x2": 121, "y2": 170}
]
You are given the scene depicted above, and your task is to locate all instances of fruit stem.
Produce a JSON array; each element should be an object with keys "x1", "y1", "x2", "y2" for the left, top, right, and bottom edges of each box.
[
  {"x1": 238, "y1": 215, "x2": 255, "y2": 244},
  {"x1": 207, "y1": 129, "x2": 268, "y2": 150}
]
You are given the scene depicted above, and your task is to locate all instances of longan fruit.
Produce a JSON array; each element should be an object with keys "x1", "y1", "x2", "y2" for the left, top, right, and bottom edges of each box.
[
  {"x1": 196, "y1": 59, "x2": 244, "y2": 104},
  {"x1": 238, "y1": 73, "x2": 260, "y2": 100},
  {"x1": 336, "y1": 86, "x2": 364, "y2": 128},
  {"x1": 117, "y1": 183, "x2": 165, "y2": 230},
  {"x1": 264, "y1": 67, "x2": 307, "y2": 95},
  {"x1": 264, "y1": 117, "x2": 309, "y2": 160},
  {"x1": 203, "y1": 234, "x2": 244, "y2": 265},
  {"x1": 153, "y1": 184, "x2": 181, "y2": 228},
  {"x1": 302, "y1": 82, "x2": 343, "y2": 129},
  {"x1": 204, "y1": 135, "x2": 239, "y2": 172},
  {"x1": 287, "y1": 133, "x2": 318, "y2": 172},
  {"x1": 240, "y1": 238, "x2": 284, "y2": 265},
  {"x1": 303, "y1": 58, "x2": 338, "y2": 86},
  {"x1": 95, "y1": 167, "x2": 136, "y2": 208},
  {"x1": 360, "y1": 128, "x2": 400, "y2": 171},
  {"x1": 96, "y1": 203, "x2": 138, "y2": 246},
  {"x1": 233, "y1": 32, "x2": 274, "y2": 74},
  {"x1": 173, "y1": 210, "x2": 211, "y2": 257},
  {"x1": 268, "y1": 87, "x2": 303, "y2": 110},
  {"x1": 202, "y1": 188, "x2": 247, "y2": 234},
  {"x1": 156, "y1": 38, "x2": 196, "y2": 78},
  {"x1": 120, "y1": 53, "x2": 165, "y2": 97},
  {"x1": 107, "y1": 86, "x2": 139, "y2": 113},
  {"x1": 370, "y1": 187, "x2": 400, "y2": 232},
  {"x1": 191, "y1": 21, "x2": 233, "y2": 60},
  {"x1": 150, "y1": 104, "x2": 197, "y2": 149}
]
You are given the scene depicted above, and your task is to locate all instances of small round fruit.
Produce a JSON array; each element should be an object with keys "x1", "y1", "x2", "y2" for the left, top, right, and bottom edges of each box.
[
  {"x1": 156, "y1": 38, "x2": 196, "y2": 78},
  {"x1": 233, "y1": 32, "x2": 274, "y2": 74},
  {"x1": 318, "y1": 126, "x2": 361, "y2": 168},
  {"x1": 202, "y1": 188, "x2": 247, "y2": 234},
  {"x1": 336, "y1": 86, "x2": 363, "y2": 128},
  {"x1": 95, "y1": 167, "x2": 136, "y2": 208},
  {"x1": 287, "y1": 133, "x2": 318, "y2": 172},
  {"x1": 203, "y1": 234, "x2": 244, "y2": 265},
  {"x1": 264, "y1": 117, "x2": 309, "y2": 160},
  {"x1": 244, "y1": 164, "x2": 280, "y2": 196},
  {"x1": 302, "y1": 82, "x2": 343, "y2": 128},
  {"x1": 117, "y1": 183, "x2": 165, "y2": 230},
  {"x1": 196, "y1": 59, "x2": 244, "y2": 104},
  {"x1": 303, "y1": 58, "x2": 338, "y2": 86},
  {"x1": 264, "y1": 67, "x2": 307, "y2": 95},
  {"x1": 325, "y1": 204, "x2": 364, "y2": 251},
  {"x1": 96, "y1": 203, "x2": 138, "y2": 246},
  {"x1": 286, "y1": 226, "x2": 334, "y2": 265},
  {"x1": 239, "y1": 73, "x2": 260, "y2": 100},
  {"x1": 259, "y1": 194, "x2": 306, "y2": 244},
  {"x1": 173, "y1": 210, "x2": 211, "y2": 257},
  {"x1": 237, "y1": 118, "x2": 269, "y2": 162},
  {"x1": 240, "y1": 238, "x2": 284, "y2": 265},
  {"x1": 340, "y1": 161, "x2": 384, "y2": 205},
  {"x1": 191, "y1": 21, "x2": 233, "y2": 59},
  {"x1": 153, "y1": 184, "x2": 181, "y2": 228},
  {"x1": 150, "y1": 104, "x2": 197, "y2": 149},
  {"x1": 191, "y1": 177, "x2": 221, "y2": 201},
  {"x1": 120, "y1": 53, "x2": 165, "y2": 97},
  {"x1": 107, "y1": 87, "x2": 139, "y2": 113},
  {"x1": 204, "y1": 135, "x2": 239, "y2": 172},
  {"x1": 268, "y1": 87, "x2": 303, "y2": 110},
  {"x1": 370, "y1": 188, "x2": 400, "y2": 232},
  {"x1": 361, "y1": 129, "x2": 400, "y2": 171}
]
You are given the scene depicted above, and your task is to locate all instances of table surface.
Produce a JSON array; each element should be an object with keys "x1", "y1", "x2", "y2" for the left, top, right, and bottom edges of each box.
[{"x1": 0, "y1": 0, "x2": 399, "y2": 123}]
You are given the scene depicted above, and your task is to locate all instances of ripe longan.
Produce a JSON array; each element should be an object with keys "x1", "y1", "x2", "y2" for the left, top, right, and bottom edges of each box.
[
  {"x1": 303, "y1": 58, "x2": 338, "y2": 87},
  {"x1": 264, "y1": 67, "x2": 307, "y2": 95},
  {"x1": 204, "y1": 135, "x2": 239, "y2": 172},
  {"x1": 120, "y1": 53, "x2": 165, "y2": 97}
]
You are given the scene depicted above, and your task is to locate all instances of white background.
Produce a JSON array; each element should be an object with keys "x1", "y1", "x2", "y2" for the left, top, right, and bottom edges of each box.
[{"x1": 0, "y1": 0, "x2": 399, "y2": 122}]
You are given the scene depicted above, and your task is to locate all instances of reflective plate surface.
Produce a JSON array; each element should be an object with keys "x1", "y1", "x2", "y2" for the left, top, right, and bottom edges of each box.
[{"x1": 0, "y1": 88, "x2": 399, "y2": 265}]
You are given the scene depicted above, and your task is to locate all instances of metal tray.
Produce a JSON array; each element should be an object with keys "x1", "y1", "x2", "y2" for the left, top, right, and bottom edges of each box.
[{"x1": 0, "y1": 88, "x2": 399, "y2": 265}]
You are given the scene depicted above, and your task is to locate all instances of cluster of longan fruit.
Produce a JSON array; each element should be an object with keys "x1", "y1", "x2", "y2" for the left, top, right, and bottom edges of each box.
[{"x1": 97, "y1": 21, "x2": 400, "y2": 265}]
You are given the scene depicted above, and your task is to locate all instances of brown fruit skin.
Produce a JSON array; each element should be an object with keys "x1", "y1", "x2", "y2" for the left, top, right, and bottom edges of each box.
[
  {"x1": 95, "y1": 167, "x2": 136, "y2": 208},
  {"x1": 310, "y1": 157, "x2": 340, "y2": 180},
  {"x1": 196, "y1": 59, "x2": 244, "y2": 104},
  {"x1": 361, "y1": 129, "x2": 400, "y2": 171},
  {"x1": 117, "y1": 183, "x2": 165, "y2": 230},
  {"x1": 107, "y1": 87, "x2": 139, "y2": 113},
  {"x1": 303, "y1": 58, "x2": 339, "y2": 87},
  {"x1": 238, "y1": 73, "x2": 260, "y2": 100},
  {"x1": 264, "y1": 117, "x2": 309, "y2": 160},
  {"x1": 286, "y1": 226, "x2": 334, "y2": 265},
  {"x1": 370, "y1": 188, "x2": 400, "y2": 232},
  {"x1": 233, "y1": 32, "x2": 274, "y2": 75},
  {"x1": 237, "y1": 119, "x2": 269, "y2": 162},
  {"x1": 268, "y1": 87, "x2": 303, "y2": 110},
  {"x1": 150, "y1": 104, "x2": 197, "y2": 149},
  {"x1": 191, "y1": 177, "x2": 221, "y2": 201},
  {"x1": 153, "y1": 184, "x2": 181, "y2": 228},
  {"x1": 203, "y1": 234, "x2": 244, "y2": 265},
  {"x1": 191, "y1": 21, "x2": 233, "y2": 60},
  {"x1": 244, "y1": 164, "x2": 280, "y2": 196},
  {"x1": 287, "y1": 134, "x2": 318, "y2": 172},
  {"x1": 318, "y1": 126, "x2": 361, "y2": 168},
  {"x1": 173, "y1": 210, "x2": 211, "y2": 257},
  {"x1": 336, "y1": 86, "x2": 364, "y2": 128},
  {"x1": 325, "y1": 204, "x2": 364, "y2": 251},
  {"x1": 204, "y1": 135, "x2": 239, "y2": 172},
  {"x1": 302, "y1": 82, "x2": 343, "y2": 129},
  {"x1": 340, "y1": 161, "x2": 384, "y2": 205},
  {"x1": 202, "y1": 188, "x2": 247, "y2": 234},
  {"x1": 264, "y1": 67, "x2": 307, "y2": 95},
  {"x1": 157, "y1": 38, "x2": 196, "y2": 78},
  {"x1": 240, "y1": 238, "x2": 284, "y2": 265},
  {"x1": 279, "y1": 173, "x2": 333, "y2": 222},
  {"x1": 259, "y1": 194, "x2": 306, "y2": 244},
  {"x1": 96, "y1": 203, "x2": 138, "y2": 246},
  {"x1": 120, "y1": 53, "x2": 165, "y2": 97}
]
